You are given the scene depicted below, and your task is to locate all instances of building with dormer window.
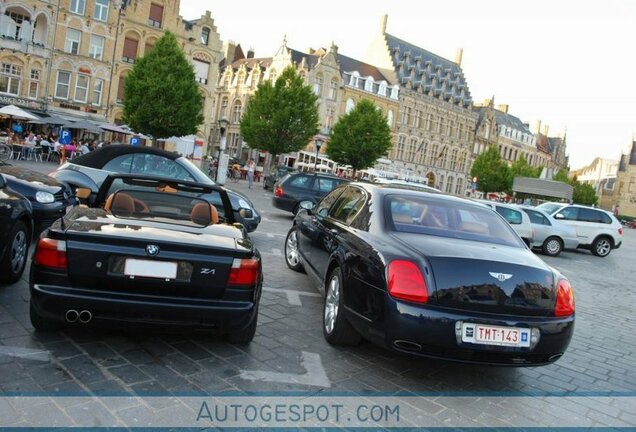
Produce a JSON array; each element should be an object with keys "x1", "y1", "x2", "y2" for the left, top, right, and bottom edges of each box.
[{"x1": 364, "y1": 15, "x2": 477, "y2": 195}]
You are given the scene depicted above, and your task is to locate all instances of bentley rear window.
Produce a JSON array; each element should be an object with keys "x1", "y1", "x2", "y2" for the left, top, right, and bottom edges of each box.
[{"x1": 387, "y1": 195, "x2": 524, "y2": 247}]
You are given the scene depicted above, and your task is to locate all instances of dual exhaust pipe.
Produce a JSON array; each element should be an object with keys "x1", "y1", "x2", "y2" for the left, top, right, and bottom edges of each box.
[{"x1": 65, "y1": 309, "x2": 92, "y2": 324}]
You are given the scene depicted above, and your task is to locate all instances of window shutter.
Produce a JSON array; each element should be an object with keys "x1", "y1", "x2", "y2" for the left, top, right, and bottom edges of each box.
[
  {"x1": 149, "y1": 4, "x2": 164, "y2": 22},
  {"x1": 117, "y1": 76, "x2": 125, "y2": 101},
  {"x1": 123, "y1": 38, "x2": 138, "y2": 59}
]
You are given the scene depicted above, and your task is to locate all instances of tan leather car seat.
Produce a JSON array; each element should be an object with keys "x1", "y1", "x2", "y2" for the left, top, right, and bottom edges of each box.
[
  {"x1": 104, "y1": 192, "x2": 135, "y2": 217},
  {"x1": 191, "y1": 202, "x2": 219, "y2": 226}
]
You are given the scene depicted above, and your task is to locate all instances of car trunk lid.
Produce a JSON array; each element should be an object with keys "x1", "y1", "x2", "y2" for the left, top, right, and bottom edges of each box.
[
  {"x1": 63, "y1": 213, "x2": 252, "y2": 299},
  {"x1": 391, "y1": 233, "x2": 556, "y2": 316}
]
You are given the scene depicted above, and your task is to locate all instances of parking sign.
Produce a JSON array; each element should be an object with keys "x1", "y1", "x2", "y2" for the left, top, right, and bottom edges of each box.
[
  {"x1": 130, "y1": 136, "x2": 140, "y2": 146},
  {"x1": 59, "y1": 129, "x2": 71, "y2": 144}
]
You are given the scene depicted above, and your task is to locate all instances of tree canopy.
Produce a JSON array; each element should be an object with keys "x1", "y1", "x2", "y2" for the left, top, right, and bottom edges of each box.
[
  {"x1": 327, "y1": 99, "x2": 392, "y2": 173},
  {"x1": 470, "y1": 145, "x2": 511, "y2": 193},
  {"x1": 240, "y1": 66, "x2": 319, "y2": 162},
  {"x1": 123, "y1": 31, "x2": 203, "y2": 142}
]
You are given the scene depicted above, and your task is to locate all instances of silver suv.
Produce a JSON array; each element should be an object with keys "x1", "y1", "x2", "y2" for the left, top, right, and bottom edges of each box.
[{"x1": 536, "y1": 203, "x2": 623, "y2": 257}]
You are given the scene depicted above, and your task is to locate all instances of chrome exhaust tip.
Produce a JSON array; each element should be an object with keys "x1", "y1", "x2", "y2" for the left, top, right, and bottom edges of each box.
[
  {"x1": 548, "y1": 353, "x2": 563, "y2": 362},
  {"x1": 78, "y1": 310, "x2": 92, "y2": 324},
  {"x1": 65, "y1": 309, "x2": 79, "y2": 323},
  {"x1": 393, "y1": 340, "x2": 422, "y2": 352}
]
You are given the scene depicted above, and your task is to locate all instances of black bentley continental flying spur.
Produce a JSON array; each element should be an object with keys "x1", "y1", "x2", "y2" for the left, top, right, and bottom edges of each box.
[{"x1": 284, "y1": 182, "x2": 575, "y2": 366}]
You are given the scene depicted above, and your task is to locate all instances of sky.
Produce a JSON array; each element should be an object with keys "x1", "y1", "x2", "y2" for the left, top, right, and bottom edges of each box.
[{"x1": 180, "y1": 0, "x2": 636, "y2": 170}]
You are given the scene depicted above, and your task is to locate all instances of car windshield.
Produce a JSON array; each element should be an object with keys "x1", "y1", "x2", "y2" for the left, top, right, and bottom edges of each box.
[
  {"x1": 387, "y1": 194, "x2": 524, "y2": 247},
  {"x1": 536, "y1": 203, "x2": 565, "y2": 215}
]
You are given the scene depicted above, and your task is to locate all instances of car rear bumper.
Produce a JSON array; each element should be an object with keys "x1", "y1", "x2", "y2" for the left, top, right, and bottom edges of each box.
[
  {"x1": 272, "y1": 196, "x2": 296, "y2": 213},
  {"x1": 31, "y1": 283, "x2": 259, "y2": 333},
  {"x1": 366, "y1": 300, "x2": 574, "y2": 366}
]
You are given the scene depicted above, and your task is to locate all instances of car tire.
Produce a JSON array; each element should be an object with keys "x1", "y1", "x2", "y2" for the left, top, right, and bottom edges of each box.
[
  {"x1": 0, "y1": 220, "x2": 29, "y2": 285},
  {"x1": 29, "y1": 302, "x2": 61, "y2": 332},
  {"x1": 226, "y1": 311, "x2": 257, "y2": 344},
  {"x1": 323, "y1": 267, "x2": 361, "y2": 346},
  {"x1": 542, "y1": 236, "x2": 563, "y2": 257},
  {"x1": 284, "y1": 227, "x2": 304, "y2": 272},
  {"x1": 591, "y1": 236, "x2": 612, "y2": 257}
]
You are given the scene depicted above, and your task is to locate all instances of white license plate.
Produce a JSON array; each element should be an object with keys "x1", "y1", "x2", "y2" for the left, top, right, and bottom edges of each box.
[
  {"x1": 124, "y1": 259, "x2": 177, "y2": 279},
  {"x1": 461, "y1": 323, "x2": 530, "y2": 348}
]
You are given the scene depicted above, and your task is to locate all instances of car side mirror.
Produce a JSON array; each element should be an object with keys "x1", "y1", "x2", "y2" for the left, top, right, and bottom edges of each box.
[
  {"x1": 554, "y1": 213, "x2": 565, "y2": 220},
  {"x1": 239, "y1": 208, "x2": 253, "y2": 219},
  {"x1": 75, "y1": 188, "x2": 91, "y2": 200},
  {"x1": 299, "y1": 201, "x2": 315, "y2": 214}
]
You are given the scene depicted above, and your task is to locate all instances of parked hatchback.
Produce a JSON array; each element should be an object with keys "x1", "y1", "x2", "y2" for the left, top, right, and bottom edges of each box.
[
  {"x1": 474, "y1": 200, "x2": 534, "y2": 246},
  {"x1": 536, "y1": 203, "x2": 623, "y2": 257},
  {"x1": 273, "y1": 172, "x2": 349, "y2": 215}
]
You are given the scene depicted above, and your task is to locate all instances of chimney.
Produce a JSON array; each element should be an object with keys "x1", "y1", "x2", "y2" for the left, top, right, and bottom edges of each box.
[
  {"x1": 247, "y1": 47, "x2": 254, "y2": 59},
  {"x1": 497, "y1": 104, "x2": 509, "y2": 114},
  {"x1": 535, "y1": 120, "x2": 542, "y2": 134},
  {"x1": 455, "y1": 48, "x2": 463, "y2": 66},
  {"x1": 380, "y1": 14, "x2": 388, "y2": 33},
  {"x1": 223, "y1": 41, "x2": 236, "y2": 64},
  {"x1": 542, "y1": 125, "x2": 550, "y2": 136}
]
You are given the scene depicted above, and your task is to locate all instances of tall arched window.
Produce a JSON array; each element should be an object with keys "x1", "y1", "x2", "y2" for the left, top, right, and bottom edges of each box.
[
  {"x1": 378, "y1": 81, "x2": 387, "y2": 97},
  {"x1": 390, "y1": 85, "x2": 399, "y2": 99},
  {"x1": 220, "y1": 97, "x2": 228, "y2": 118},
  {"x1": 232, "y1": 100, "x2": 242, "y2": 123},
  {"x1": 329, "y1": 78, "x2": 338, "y2": 100},
  {"x1": 364, "y1": 76, "x2": 374, "y2": 92},
  {"x1": 269, "y1": 69, "x2": 277, "y2": 82},
  {"x1": 313, "y1": 74, "x2": 323, "y2": 96},
  {"x1": 387, "y1": 110, "x2": 393, "y2": 127},
  {"x1": 345, "y1": 98, "x2": 355, "y2": 114},
  {"x1": 450, "y1": 148, "x2": 458, "y2": 170},
  {"x1": 349, "y1": 71, "x2": 360, "y2": 87},
  {"x1": 201, "y1": 27, "x2": 210, "y2": 45},
  {"x1": 446, "y1": 177, "x2": 454, "y2": 194}
]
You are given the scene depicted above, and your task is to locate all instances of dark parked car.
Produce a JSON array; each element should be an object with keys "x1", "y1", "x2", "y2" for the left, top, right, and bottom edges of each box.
[
  {"x1": 50, "y1": 145, "x2": 261, "y2": 232},
  {"x1": 284, "y1": 183, "x2": 575, "y2": 366},
  {"x1": 30, "y1": 174, "x2": 262, "y2": 343},
  {"x1": 0, "y1": 174, "x2": 33, "y2": 284},
  {"x1": 263, "y1": 165, "x2": 296, "y2": 190},
  {"x1": 0, "y1": 161, "x2": 77, "y2": 233},
  {"x1": 273, "y1": 172, "x2": 348, "y2": 215}
]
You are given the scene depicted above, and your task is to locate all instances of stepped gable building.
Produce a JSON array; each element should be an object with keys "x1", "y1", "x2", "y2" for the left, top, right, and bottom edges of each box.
[
  {"x1": 365, "y1": 15, "x2": 477, "y2": 195},
  {"x1": 474, "y1": 99, "x2": 550, "y2": 168},
  {"x1": 212, "y1": 37, "x2": 399, "y2": 162}
]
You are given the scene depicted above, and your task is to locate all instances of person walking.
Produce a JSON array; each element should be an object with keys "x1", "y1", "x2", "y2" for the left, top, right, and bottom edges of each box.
[{"x1": 246, "y1": 159, "x2": 256, "y2": 189}]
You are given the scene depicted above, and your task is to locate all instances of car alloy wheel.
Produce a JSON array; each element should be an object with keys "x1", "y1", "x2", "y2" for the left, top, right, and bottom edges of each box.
[
  {"x1": 10, "y1": 228, "x2": 27, "y2": 274},
  {"x1": 284, "y1": 227, "x2": 304, "y2": 272},
  {"x1": 324, "y1": 274, "x2": 340, "y2": 335},
  {"x1": 544, "y1": 237, "x2": 563, "y2": 256},
  {"x1": 594, "y1": 238, "x2": 611, "y2": 257}
]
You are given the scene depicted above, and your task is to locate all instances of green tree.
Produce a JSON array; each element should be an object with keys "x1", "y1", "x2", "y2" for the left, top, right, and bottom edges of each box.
[
  {"x1": 553, "y1": 169, "x2": 570, "y2": 183},
  {"x1": 123, "y1": 31, "x2": 203, "y2": 145},
  {"x1": 570, "y1": 175, "x2": 598, "y2": 206},
  {"x1": 510, "y1": 154, "x2": 540, "y2": 180},
  {"x1": 240, "y1": 66, "x2": 319, "y2": 172},
  {"x1": 470, "y1": 145, "x2": 511, "y2": 193},
  {"x1": 327, "y1": 99, "x2": 392, "y2": 176}
]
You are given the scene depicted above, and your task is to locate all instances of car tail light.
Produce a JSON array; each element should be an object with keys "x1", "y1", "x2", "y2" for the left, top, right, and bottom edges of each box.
[
  {"x1": 274, "y1": 186, "x2": 284, "y2": 197},
  {"x1": 34, "y1": 238, "x2": 67, "y2": 270},
  {"x1": 618, "y1": 227, "x2": 623, "y2": 236},
  {"x1": 387, "y1": 260, "x2": 428, "y2": 303},
  {"x1": 228, "y1": 258, "x2": 260, "y2": 286},
  {"x1": 555, "y1": 279, "x2": 575, "y2": 317}
]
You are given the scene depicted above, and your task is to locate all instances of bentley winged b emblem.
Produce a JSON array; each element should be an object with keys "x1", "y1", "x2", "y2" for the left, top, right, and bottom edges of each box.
[{"x1": 489, "y1": 272, "x2": 513, "y2": 282}]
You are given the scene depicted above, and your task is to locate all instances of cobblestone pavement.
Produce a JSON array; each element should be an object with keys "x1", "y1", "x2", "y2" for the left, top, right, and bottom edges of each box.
[{"x1": 0, "y1": 160, "x2": 635, "y2": 428}]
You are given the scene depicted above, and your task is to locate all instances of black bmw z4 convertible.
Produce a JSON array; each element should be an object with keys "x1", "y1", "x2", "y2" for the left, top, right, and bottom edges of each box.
[
  {"x1": 284, "y1": 182, "x2": 575, "y2": 366},
  {"x1": 30, "y1": 174, "x2": 262, "y2": 344}
]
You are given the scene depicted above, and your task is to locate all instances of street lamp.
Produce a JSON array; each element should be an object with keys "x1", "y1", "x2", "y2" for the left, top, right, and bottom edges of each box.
[
  {"x1": 314, "y1": 127, "x2": 329, "y2": 172},
  {"x1": 215, "y1": 116, "x2": 229, "y2": 184}
]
